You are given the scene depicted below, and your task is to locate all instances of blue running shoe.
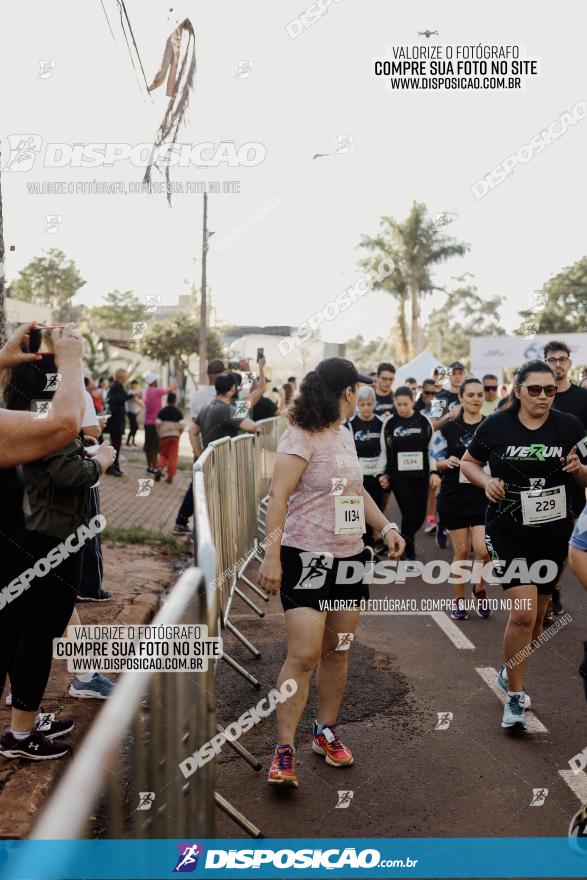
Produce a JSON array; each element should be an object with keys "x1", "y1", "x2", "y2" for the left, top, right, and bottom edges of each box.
[
  {"x1": 501, "y1": 694, "x2": 528, "y2": 729},
  {"x1": 69, "y1": 673, "x2": 114, "y2": 700},
  {"x1": 450, "y1": 598, "x2": 468, "y2": 620},
  {"x1": 496, "y1": 665, "x2": 531, "y2": 709}
]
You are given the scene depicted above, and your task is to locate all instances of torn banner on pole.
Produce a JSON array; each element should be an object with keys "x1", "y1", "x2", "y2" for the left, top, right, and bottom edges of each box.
[{"x1": 143, "y1": 18, "x2": 196, "y2": 204}]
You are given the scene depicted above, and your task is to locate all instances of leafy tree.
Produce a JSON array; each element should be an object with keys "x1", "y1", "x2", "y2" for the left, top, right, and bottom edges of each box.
[
  {"x1": 515, "y1": 257, "x2": 587, "y2": 335},
  {"x1": 89, "y1": 290, "x2": 145, "y2": 331},
  {"x1": 140, "y1": 315, "x2": 222, "y2": 383},
  {"x1": 344, "y1": 334, "x2": 397, "y2": 373},
  {"x1": 425, "y1": 287, "x2": 505, "y2": 365},
  {"x1": 359, "y1": 203, "x2": 469, "y2": 358},
  {"x1": 10, "y1": 249, "x2": 86, "y2": 321}
]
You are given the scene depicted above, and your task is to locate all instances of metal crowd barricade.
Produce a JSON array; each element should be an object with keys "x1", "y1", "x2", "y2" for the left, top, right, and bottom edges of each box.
[
  {"x1": 254, "y1": 417, "x2": 287, "y2": 550},
  {"x1": 28, "y1": 566, "x2": 217, "y2": 842},
  {"x1": 194, "y1": 437, "x2": 237, "y2": 620},
  {"x1": 193, "y1": 464, "x2": 264, "y2": 839},
  {"x1": 231, "y1": 434, "x2": 271, "y2": 640},
  {"x1": 193, "y1": 438, "x2": 262, "y2": 690}
]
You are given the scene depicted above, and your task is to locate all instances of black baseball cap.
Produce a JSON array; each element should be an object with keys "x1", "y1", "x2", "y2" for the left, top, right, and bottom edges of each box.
[
  {"x1": 316, "y1": 357, "x2": 373, "y2": 394},
  {"x1": 449, "y1": 361, "x2": 465, "y2": 370}
]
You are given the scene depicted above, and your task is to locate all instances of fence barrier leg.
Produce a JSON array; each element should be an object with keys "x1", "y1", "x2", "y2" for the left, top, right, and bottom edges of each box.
[
  {"x1": 225, "y1": 619, "x2": 261, "y2": 658},
  {"x1": 215, "y1": 792, "x2": 264, "y2": 838},
  {"x1": 217, "y1": 724, "x2": 263, "y2": 771},
  {"x1": 234, "y1": 586, "x2": 265, "y2": 618},
  {"x1": 239, "y1": 573, "x2": 270, "y2": 603},
  {"x1": 221, "y1": 652, "x2": 262, "y2": 690}
]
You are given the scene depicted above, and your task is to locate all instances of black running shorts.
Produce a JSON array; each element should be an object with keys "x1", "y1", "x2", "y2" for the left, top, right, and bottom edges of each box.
[
  {"x1": 280, "y1": 545, "x2": 371, "y2": 612},
  {"x1": 440, "y1": 511, "x2": 486, "y2": 532},
  {"x1": 485, "y1": 524, "x2": 572, "y2": 595}
]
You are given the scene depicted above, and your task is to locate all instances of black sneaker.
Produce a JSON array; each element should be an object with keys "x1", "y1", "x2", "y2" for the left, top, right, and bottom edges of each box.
[
  {"x1": 0, "y1": 729, "x2": 70, "y2": 760},
  {"x1": 154, "y1": 469, "x2": 163, "y2": 482},
  {"x1": 105, "y1": 466, "x2": 123, "y2": 477},
  {"x1": 435, "y1": 523, "x2": 448, "y2": 549},
  {"x1": 543, "y1": 601, "x2": 555, "y2": 627},
  {"x1": 552, "y1": 589, "x2": 564, "y2": 616},
  {"x1": 35, "y1": 712, "x2": 75, "y2": 740},
  {"x1": 172, "y1": 523, "x2": 191, "y2": 535},
  {"x1": 76, "y1": 590, "x2": 112, "y2": 603}
]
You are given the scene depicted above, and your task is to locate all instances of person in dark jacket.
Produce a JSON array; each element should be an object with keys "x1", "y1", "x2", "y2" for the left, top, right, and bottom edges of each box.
[
  {"x1": 105, "y1": 368, "x2": 133, "y2": 476},
  {"x1": 1, "y1": 353, "x2": 115, "y2": 760}
]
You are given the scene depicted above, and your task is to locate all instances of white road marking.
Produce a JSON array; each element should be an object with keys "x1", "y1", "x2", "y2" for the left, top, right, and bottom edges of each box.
[
  {"x1": 476, "y1": 666, "x2": 548, "y2": 734},
  {"x1": 360, "y1": 610, "x2": 476, "y2": 649},
  {"x1": 429, "y1": 612, "x2": 476, "y2": 650},
  {"x1": 558, "y1": 770, "x2": 587, "y2": 803}
]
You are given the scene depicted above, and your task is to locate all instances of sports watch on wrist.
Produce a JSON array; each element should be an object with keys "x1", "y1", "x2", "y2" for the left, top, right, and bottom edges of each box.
[{"x1": 381, "y1": 522, "x2": 400, "y2": 538}]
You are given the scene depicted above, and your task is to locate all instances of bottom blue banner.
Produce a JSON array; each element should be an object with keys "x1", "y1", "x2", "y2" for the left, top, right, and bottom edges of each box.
[{"x1": 1, "y1": 838, "x2": 587, "y2": 879}]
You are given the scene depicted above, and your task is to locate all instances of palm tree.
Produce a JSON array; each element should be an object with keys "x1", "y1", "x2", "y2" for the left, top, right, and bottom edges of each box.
[
  {"x1": 359, "y1": 224, "x2": 410, "y2": 362},
  {"x1": 360, "y1": 202, "x2": 469, "y2": 357}
]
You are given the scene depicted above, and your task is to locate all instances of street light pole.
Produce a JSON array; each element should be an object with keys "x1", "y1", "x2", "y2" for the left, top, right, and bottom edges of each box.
[{"x1": 198, "y1": 192, "x2": 208, "y2": 384}]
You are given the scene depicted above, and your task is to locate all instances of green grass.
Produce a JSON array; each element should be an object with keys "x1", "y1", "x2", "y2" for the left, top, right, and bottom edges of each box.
[{"x1": 102, "y1": 526, "x2": 186, "y2": 553}]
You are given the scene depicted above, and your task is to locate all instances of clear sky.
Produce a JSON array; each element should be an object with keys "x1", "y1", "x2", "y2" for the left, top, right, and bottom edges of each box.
[{"x1": 2, "y1": 0, "x2": 586, "y2": 348}]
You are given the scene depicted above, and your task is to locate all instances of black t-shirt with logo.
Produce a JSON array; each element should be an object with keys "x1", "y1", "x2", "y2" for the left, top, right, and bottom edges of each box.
[
  {"x1": 382, "y1": 411, "x2": 432, "y2": 480},
  {"x1": 374, "y1": 392, "x2": 395, "y2": 418},
  {"x1": 552, "y1": 384, "x2": 587, "y2": 515},
  {"x1": 347, "y1": 414, "x2": 383, "y2": 459},
  {"x1": 435, "y1": 415, "x2": 488, "y2": 519},
  {"x1": 429, "y1": 389, "x2": 460, "y2": 421},
  {"x1": 467, "y1": 408, "x2": 587, "y2": 532},
  {"x1": 553, "y1": 383, "x2": 587, "y2": 430}
]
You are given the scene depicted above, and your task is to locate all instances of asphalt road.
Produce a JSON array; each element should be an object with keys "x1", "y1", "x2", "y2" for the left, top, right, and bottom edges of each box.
[{"x1": 212, "y1": 499, "x2": 587, "y2": 877}]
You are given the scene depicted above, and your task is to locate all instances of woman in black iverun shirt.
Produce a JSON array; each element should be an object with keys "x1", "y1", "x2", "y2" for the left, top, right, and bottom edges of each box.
[
  {"x1": 461, "y1": 360, "x2": 587, "y2": 731},
  {"x1": 379, "y1": 386, "x2": 437, "y2": 562},
  {"x1": 431, "y1": 378, "x2": 490, "y2": 621},
  {"x1": 346, "y1": 385, "x2": 385, "y2": 548}
]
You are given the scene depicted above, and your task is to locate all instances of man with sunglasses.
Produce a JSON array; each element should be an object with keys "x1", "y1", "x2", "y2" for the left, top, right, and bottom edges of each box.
[
  {"x1": 481, "y1": 374, "x2": 500, "y2": 416},
  {"x1": 414, "y1": 378, "x2": 440, "y2": 413},
  {"x1": 544, "y1": 340, "x2": 587, "y2": 618}
]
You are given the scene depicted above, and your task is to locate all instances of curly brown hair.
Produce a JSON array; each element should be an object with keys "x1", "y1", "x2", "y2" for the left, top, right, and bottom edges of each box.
[{"x1": 289, "y1": 357, "x2": 367, "y2": 431}]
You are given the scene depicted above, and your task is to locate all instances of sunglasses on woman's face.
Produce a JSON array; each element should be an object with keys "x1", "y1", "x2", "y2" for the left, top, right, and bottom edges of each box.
[{"x1": 522, "y1": 384, "x2": 557, "y2": 398}]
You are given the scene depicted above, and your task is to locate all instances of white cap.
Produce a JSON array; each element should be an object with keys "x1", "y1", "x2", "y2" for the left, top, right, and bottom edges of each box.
[{"x1": 145, "y1": 371, "x2": 160, "y2": 385}]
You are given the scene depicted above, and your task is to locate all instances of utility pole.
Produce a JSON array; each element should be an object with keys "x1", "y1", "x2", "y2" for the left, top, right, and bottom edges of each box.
[{"x1": 198, "y1": 192, "x2": 208, "y2": 384}]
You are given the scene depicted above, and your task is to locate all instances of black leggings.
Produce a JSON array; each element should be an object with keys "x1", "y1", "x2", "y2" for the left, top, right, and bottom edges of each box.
[
  {"x1": 0, "y1": 531, "x2": 83, "y2": 713},
  {"x1": 391, "y1": 476, "x2": 428, "y2": 558},
  {"x1": 126, "y1": 412, "x2": 139, "y2": 445}
]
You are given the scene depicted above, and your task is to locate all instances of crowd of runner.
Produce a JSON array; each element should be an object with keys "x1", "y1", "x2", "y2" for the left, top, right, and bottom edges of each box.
[
  {"x1": 257, "y1": 345, "x2": 587, "y2": 824},
  {"x1": 1, "y1": 322, "x2": 587, "y2": 837}
]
